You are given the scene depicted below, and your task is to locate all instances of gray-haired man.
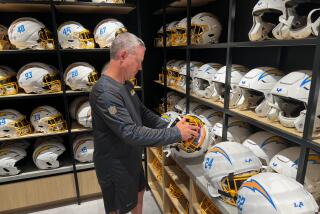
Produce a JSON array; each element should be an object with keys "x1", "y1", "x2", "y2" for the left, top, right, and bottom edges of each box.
[{"x1": 90, "y1": 32, "x2": 199, "y2": 214}]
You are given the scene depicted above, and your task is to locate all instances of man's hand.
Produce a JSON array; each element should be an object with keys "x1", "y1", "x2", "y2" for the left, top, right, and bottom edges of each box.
[{"x1": 176, "y1": 117, "x2": 199, "y2": 141}]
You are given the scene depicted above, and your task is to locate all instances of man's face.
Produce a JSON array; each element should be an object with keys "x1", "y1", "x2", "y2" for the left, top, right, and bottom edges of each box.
[{"x1": 121, "y1": 45, "x2": 145, "y2": 79}]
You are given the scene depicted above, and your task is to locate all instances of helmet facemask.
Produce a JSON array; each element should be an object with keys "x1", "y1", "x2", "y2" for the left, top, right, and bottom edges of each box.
[
  {"x1": 78, "y1": 30, "x2": 95, "y2": 49},
  {"x1": 42, "y1": 73, "x2": 62, "y2": 92},
  {"x1": 0, "y1": 76, "x2": 18, "y2": 96},
  {"x1": 12, "y1": 116, "x2": 33, "y2": 136},
  {"x1": 172, "y1": 27, "x2": 187, "y2": 46},
  {"x1": 237, "y1": 88, "x2": 265, "y2": 110},
  {"x1": 47, "y1": 114, "x2": 67, "y2": 132},
  {"x1": 191, "y1": 24, "x2": 208, "y2": 45},
  {"x1": 88, "y1": 71, "x2": 99, "y2": 86},
  {"x1": 38, "y1": 28, "x2": 55, "y2": 50}
]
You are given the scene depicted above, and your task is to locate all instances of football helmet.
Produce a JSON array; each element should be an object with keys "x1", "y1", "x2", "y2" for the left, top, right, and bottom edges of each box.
[
  {"x1": 270, "y1": 147, "x2": 320, "y2": 201},
  {"x1": 160, "y1": 111, "x2": 180, "y2": 127},
  {"x1": 193, "y1": 63, "x2": 222, "y2": 99},
  {"x1": 73, "y1": 134, "x2": 94, "y2": 163},
  {"x1": 200, "y1": 109, "x2": 223, "y2": 142},
  {"x1": 64, "y1": 62, "x2": 98, "y2": 91},
  {"x1": 0, "y1": 109, "x2": 32, "y2": 138},
  {"x1": 0, "y1": 66, "x2": 18, "y2": 96},
  {"x1": 175, "y1": 97, "x2": 187, "y2": 113},
  {"x1": 203, "y1": 141, "x2": 262, "y2": 206},
  {"x1": 33, "y1": 137, "x2": 65, "y2": 170},
  {"x1": 58, "y1": 21, "x2": 94, "y2": 49},
  {"x1": 212, "y1": 118, "x2": 252, "y2": 144},
  {"x1": 166, "y1": 21, "x2": 179, "y2": 47},
  {"x1": 8, "y1": 17, "x2": 54, "y2": 50},
  {"x1": 91, "y1": 0, "x2": 125, "y2": 3},
  {"x1": 17, "y1": 62, "x2": 61, "y2": 94},
  {"x1": 171, "y1": 114, "x2": 211, "y2": 158},
  {"x1": 184, "y1": 102, "x2": 208, "y2": 115},
  {"x1": 160, "y1": 91, "x2": 182, "y2": 112},
  {"x1": 267, "y1": 70, "x2": 317, "y2": 132},
  {"x1": 94, "y1": 19, "x2": 127, "y2": 48},
  {"x1": 30, "y1": 106, "x2": 66, "y2": 133},
  {"x1": 0, "y1": 24, "x2": 13, "y2": 50},
  {"x1": 172, "y1": 17, "x2": 187, "y2": 46},
  {"x1": 212, "y1": 65, "x2": 248, "y2": 108},
  {"x1": 284, "y1": 0, "x2": 320, "y2": 39},
  {"x1": 237, "y1": 67, "x2": 283, "y2": 117},
  {"x1": 168, "y1": 60, "x2": 185, "y2": 87},
  {"x1": 178, "y1": 61, "x2": 203, "y2": 91},
  {"x1": 237, "y1": 172, "x2": 319, "y2": 214},
  {"x1": 249, "y1": 0, "x2": 286, "y2": 40},
  {"x1": 242, "y1": 131, "x2": 288, "y2": 168},
  {"x1": 70, "y1": 96, "x2": 92, "y2": 128},
  {"x1": 0, "y1": 146, "x2": 27, "y2": 176},
  {"x1": 191, "y1": 12, "x2": 222, "y2": 45},
  {"x1": 154, "y1": 25, "x2": 166, "y2": 47}
]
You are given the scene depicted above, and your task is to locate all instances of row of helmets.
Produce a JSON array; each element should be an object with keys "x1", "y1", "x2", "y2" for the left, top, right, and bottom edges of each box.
[
  {"x1": 0, "y1": 134, "x2": 94, "y2": 176},
  {"x1": 154, "y1": 12, "x2": 222, "y2": 47},
  {"x1": 163, "y1": 60, "x2": 317, "y2": 133},
  {"x1": 0, "y1": 18, "x2": 126, "y2": 50},
  {"x1": 0, "y1": 62, "x2": 98, "y2": 96},
  {"x1": 161, "y1": 110, "x2": 320, "y2": 213},
  {"x1": 0, "y1": 106, "x2": 66, "y2": 138},
  {"x1": 249, "y1": 0, "x2": 320, "y2": 41}
]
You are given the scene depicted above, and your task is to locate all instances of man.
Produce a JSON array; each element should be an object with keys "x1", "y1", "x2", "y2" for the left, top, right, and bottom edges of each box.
[{"x1": 89, "y1": 32, "x2": 199, "y2": 214}]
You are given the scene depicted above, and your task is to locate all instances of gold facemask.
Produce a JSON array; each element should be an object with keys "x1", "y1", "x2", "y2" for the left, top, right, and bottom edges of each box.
[
  {"x1": 47, "y1": 114, "x2": 67, "y2": 132},
  {"x1": 43, "y1": 74, "x2": 62, "y2": 93},
  {"x1": 88, "y1": 71, "x2": 99, "y2": 86},
  {"x1": 191, "y1": 24, "x2": 208, "y2": 45},
  {"x1": 0, "y1": 76, "x2": 18, "y2": 96},
  {"x1": 172, "y1": 28, "x2": 187, "y2": 46},
  {"x1": 39, "y1": 28, "x2": 55, "y2": 50},
  {"x1": 78, "y1": 30, "x2": 95, "y2": 49}
]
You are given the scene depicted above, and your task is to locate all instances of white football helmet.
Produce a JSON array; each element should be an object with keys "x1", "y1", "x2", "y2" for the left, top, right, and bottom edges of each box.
[
  {"x1": 168, "y1": 60, "x2": 185, "y2": 87},
  {"x1": 242, "y1": 131, "x2": 288, "y2": 168},
  {"x1": 166, "y1": 21, "x2": 179, "y2": 47},
  {"x1": 193, "y1": 63, "x2": 222, "y2": 99},
  {"x1": 64, "y1": 62, "x2": 98, "y2": 91},
  {"x1": 70, "y1": 96, "x2": 92, "y2": 128},
  {"x1": 0, "y1": 24, "x2": 13, "y2": 50},
  {"x1": 0, "y1": 146, "x2": 27, "y2": 176},
  {"x1": 58, "y1": 21, "x2": 94, "y2": 49},
  {"x1": 172, "y1": 17, "x2": 187, "y2": 46},
  {"x1": 33, "y1": 137, "x2": 65, "y2": 170},
  {"x1": 249, "y1": 0, "x2": 286, "y2": 40},
  {"x1": 237, "y1": 67, "x2": 283, "y2": 117},
  {"x1": 0, "y1": 66, "x2": 18, "y2": 96},
  {"x1": 183, "y1": 102, "x2": 208, "y2": 116},
  {"x1": 94, "y1": 19, "x2": 127, "y2": 48},
  {"x1": 178, "y1": 61, "x2": 203, "y2": 91},
  {"x1": 237, "y1": 172, "x2": 319, "y2": 214},
  {"x1": 8, "y1": 17, "x2": 54, "y2": 50},
  {"x1": 159, "y1": 91, "x2": 182, "y2": 113},
  {"x1": 191, "y1": 12, "x2": 222, "y2": 45},
  {"x1": 154, "y1": 25, "x2": 165, "y2": 47},
  {"x1": 270, "y1": 147, "x2": 320, "y2": 201},
  {"x1": 30, "y1": 106, "x2": 66, "y2": 133},
  {"x1": 171, "y1": 114, "x2": 211, "y2": 158},
  {"x1": 91, "y1": 0, "x2": 125, "y2": 3},
  {"x1": 0, "y1": 109, "x2": 32, "y2": 138},
  {"x1": 73, "y1": 134, "x2": 94, "y2": 163},
  {"x1": 175, "y1": 98, "x2": 187, "y2": 113},
  {"x1": 267, "y1": 70, "x2": 316, "y2": 132},
  {"x1": 17, "y1": 62, "x2": 61, "y2": 94},
  {"x1": 199, "y1": 109, "x2": 223, "y2": 142},
  {"x1": 212, "y1": 118, "x2": 252, "y2": 144},
  {"x1": 212, "y1": 65, "x2": 248, "y2": 108},
  {"x1": 203, "y1": 141, "x2": 262, "y2": 206}
]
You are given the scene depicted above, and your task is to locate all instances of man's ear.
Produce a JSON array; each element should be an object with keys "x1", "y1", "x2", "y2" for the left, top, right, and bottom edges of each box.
[{"x1": 118, "y1": 50, "x2": 128, "y2": 61}]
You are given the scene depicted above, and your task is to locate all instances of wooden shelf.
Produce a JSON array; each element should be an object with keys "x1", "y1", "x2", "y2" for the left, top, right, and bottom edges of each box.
[
  {"x1": 0, "y1": 91, "x2": 63, "y2": 100},
  {"x1": 164, "y1": 165, "x2": 189, "y2": 199},
  {"x1": 75, "y1": 162, "x2": 95, "y2": 171},
  {"x1": 0, "y1": 130, "x2": 68, "y2": 142},
  {"x1": 171, "y1": 154, "x2": 237, "y2": 214},
  {"x1": 71, "y1": 122, "x2": 92, "y2": 134},
  {"x1": 0, "y1": 1, "x2": 51, "y2": 12},
  {"x1": 148, "y1": 164, "x2": 163, "y2": 188},
  {"x1": 66, "y1": 90, "x2": 90, "y2": 96},
  {"x1": 149, "y1": 182, "x2": 164, "y2": 212},
  {"x1": 149, "y1": 147, "x2": 162, "y2": 162},
  {"x1": 55, "y1": 2, "x2": 135, "y2": 14},
  {"x1": 230, "y1": 109, "x2": 302, "y2": 138},
  {"x1": 164, "y1": 187, "x2": 188, "y2": 214}
]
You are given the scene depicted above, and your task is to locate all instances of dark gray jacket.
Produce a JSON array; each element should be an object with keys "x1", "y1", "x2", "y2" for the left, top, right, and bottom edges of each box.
[{"x1": 89, "y1": 75, "x2": 181, "y2": 185}]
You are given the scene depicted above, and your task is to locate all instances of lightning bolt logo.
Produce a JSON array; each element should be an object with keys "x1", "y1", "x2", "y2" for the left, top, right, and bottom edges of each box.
[
  {"x1": 300, "y1": 76, "x2": 311, "y2": 88},
  {"x1": 242, "y1": 179, "x2": 277, "y2": 210},
  {"x1": 208, "y1": 146, "x2": 232, "y2": 165},
  {"x1": 258, "y1": 72, "x2": 269, "y2": 81}
]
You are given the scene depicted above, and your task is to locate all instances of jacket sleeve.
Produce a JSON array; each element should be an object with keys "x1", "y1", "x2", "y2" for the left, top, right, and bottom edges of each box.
[
  {"x1": 140, "y1": 102, "x2": 169, "y2": 129},
  {"x1": 91, "y1": 90, "x2": 181, "y2": 147}
]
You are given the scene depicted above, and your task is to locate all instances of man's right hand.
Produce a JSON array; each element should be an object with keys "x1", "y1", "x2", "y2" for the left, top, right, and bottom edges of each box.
[{"x1": 176, "y1": 117, "x2": 200, "y2": 141}]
